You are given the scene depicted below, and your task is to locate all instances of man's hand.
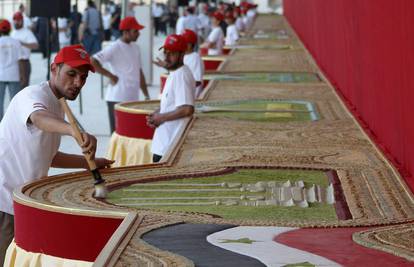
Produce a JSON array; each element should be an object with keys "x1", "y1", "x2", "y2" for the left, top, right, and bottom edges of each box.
[
  {"x1": 109, "y1": 74, "x2": 119, "y2": 85},
  {"x1": 95, "y1": 158, "x2": 115, "y2": 169},
  {"x1": 77, "y1": 132, "x2": 98, "y2": 160},
  {"x1": 153, "y1": 57, "x2": 168, "y2": 68},
  {"x1": 146, "y1": 111, "x2": 163, "y2": 128}
]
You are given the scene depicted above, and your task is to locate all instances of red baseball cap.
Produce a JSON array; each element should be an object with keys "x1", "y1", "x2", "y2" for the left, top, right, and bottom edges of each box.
[
  {"x1": 225, "y1": 14, "x2": 235, "y2": 21},
  {"x1": 181, "y1": 29, "x2": 197, "y2": 45},
  {"x1": 0, "y1": 19, "x2": 11, "y2": 33},
  {"x1": 119, "y1": 16, "x2": 144, "y2": 31},
  {"x1": 160, "y1": 34, "x2": 187, "y2": 52},
  {"x1": 13, "y1": 12, "x2": 23, "y2": 21},
  {"x1": 212, "y1": 11, "x2": 224, "y2": 21},
  {"x1": 54, "y1": 45, "x2": 95, "y2": 72}
]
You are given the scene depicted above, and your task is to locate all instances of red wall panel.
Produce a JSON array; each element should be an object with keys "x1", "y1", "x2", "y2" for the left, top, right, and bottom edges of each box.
[{"x1": 285, "y1": 0, "x2": 414, "y2": 191}]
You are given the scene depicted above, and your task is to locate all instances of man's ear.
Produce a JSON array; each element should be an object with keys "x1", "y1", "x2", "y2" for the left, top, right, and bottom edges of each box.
[{"x1": 50, "y1": 63, "x2": 57, "y2": 75}]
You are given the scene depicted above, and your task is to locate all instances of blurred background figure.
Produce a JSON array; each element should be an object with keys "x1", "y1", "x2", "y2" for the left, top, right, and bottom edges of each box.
[
  {"x1": 224, "y1": 13, "x2": 239, "y2": 46},
  {"x1": 69, "y1": 5, "x2": 82, "y2": 45},
  {"x1": 183, "y1": 6, "x2": 200, "y2": 36},
  {"x1": 57, "y1": 17, "x2": 70, "y2": 48},
  {"x1": 17, "y1": 4, "x2": 33, "y2": 30},
  {"x1": 79, "y1": 0, "x2": 103, "y2": 55},
  {"x1": 152, "y1": 2, "x2": 164, "y2": 36},
  {"x1": 167, "y1": 5, "x2": 178, "y2": 35},
  {"x1": 11, "y1": 12, "x2": 38, "y2": 88},
  {"x1": 0, "y1": 19, "x2": 24, "y2": 121},
  {"x1": 198, "y1": 4, "x2": 211, "y2": 42},
  {"x1": 201, "y1": 11, "x2": 224, "y2": 56},
  {"x1": 110, "y1": 2, "x2": 122, "y2": 40},
  {"x1": 102, "y1": 7, "x2": 112, "y2": 41}
]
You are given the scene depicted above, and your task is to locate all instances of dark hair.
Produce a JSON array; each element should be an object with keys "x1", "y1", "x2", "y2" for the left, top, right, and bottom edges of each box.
[{"x1": 87, "y1": 1, "x2": 96, "y2": 8}]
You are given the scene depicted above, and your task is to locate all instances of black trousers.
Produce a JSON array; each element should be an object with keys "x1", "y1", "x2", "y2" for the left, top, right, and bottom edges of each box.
[
  {"x1": 153, "y1": 154, "x2": 162, "y2": 163},
  {"x1": 107, "y1": 101, "x2": 118, "y2": 134}
]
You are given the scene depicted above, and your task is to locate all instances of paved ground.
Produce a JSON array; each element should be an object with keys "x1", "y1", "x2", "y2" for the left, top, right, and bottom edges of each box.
[{"x1": 2, "y1": 35, "x2": 167, "y2": 176}]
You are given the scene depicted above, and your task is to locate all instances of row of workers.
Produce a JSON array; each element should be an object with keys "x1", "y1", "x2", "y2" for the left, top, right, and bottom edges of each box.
[{"x1": 0, "y1": 10, "x2": 238, "y2": 263}]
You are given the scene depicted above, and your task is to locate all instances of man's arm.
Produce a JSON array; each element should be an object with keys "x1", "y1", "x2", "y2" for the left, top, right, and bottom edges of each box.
[
  {"x1": 90, "y1": 57, "x2": 118, "y2": 85},
  {"x1": 140, "y1": 69, "x2": 150, "y2": 100},
  {"x1": 18, "y1": 59, "x2": 25, "y2": 86},
  {"x1": 147, "y1": 105, "x2": 194, "y2": 128},
  {"x1": 20, "y1": 41, "x2": 38, "y2": 50},
  {"x1": 51, "y1": 151, "x2": 114, "y2": 169},
  {"x1": 30, "y1": 110, "x2": 98, "y2": 157}
]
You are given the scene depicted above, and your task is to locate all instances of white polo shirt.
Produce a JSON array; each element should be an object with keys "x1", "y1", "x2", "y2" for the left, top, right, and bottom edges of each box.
[
  {"x1": 207, "y1": 26, "x2": 224, "y2": 56},
  {"x1": 11, "y1": 27, "x2": 38, "y2": 59},
  {"x1": 94, "y1": 39, "x2": 142, "y2": 102},
  {"x1": 0, "y1": 82, "x2": 63, "y2": 215},
  {"x1": 225, "y1": 24, "x2": 239, "y2": 46},
  {"x1": 184, "y1": 52, "x2": 204, "y2": 97},
  {"x1": 151, "y1": 65, "x2": 195, "y2": 157},
  {"x1": 0, "y1": 36, "x2": 24, "y2": 82}
]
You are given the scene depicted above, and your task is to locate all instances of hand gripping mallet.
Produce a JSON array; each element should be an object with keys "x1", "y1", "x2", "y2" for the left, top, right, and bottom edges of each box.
[{"x1": 59, "y1": 98, "x2": 108, "y2": 198}]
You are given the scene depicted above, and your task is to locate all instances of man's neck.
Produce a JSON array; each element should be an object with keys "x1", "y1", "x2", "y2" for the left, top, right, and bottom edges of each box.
[
  {"x1": 121, "y1": 36, "x2": 130, "y2": 44},
  {"x1": 48, "y1": 80, "x2": 62, "y2": 99}
]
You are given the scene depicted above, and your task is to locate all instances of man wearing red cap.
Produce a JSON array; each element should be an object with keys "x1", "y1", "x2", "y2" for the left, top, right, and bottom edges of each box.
[
  {"x1": 201, "y1": 11, "x2": 224, "y2": 56},
  {"x1": 11, "y1": 12, "x2": 39, "y2": 89},
  {"x1": 0, "y1": 44, "x2": 113, "y2": 263},
  {"x1": 91, "y1": 16, "x2": 150, "y2": 133},
  {"x1": 224, "y1": 14, "x2": 239, "y2": 46},
  {"x1": 0, "y1": 19, "x2": 25, "y2": 122},
  {"x1": 182, "y1": 29, "x2": 204, "y2": 98},
  {"x1": 149, "y1": 34, "x2": 195, "y2": 163}
]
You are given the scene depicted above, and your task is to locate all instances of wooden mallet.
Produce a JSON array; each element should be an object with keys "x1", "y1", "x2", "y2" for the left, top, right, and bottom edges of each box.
[{"x1": 59, "y1": 98, "x2": 108, "y2": 198}]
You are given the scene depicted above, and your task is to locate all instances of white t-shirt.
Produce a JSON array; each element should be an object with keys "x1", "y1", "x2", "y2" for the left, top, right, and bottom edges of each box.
[
  {"x1": 235, "y1": 17, "x2": 245, "y2": 32},
  {"x1": 184, "y1": 14, "x2": 201, "y2": 33},
  {"x1": 225, "y1": 24, "x2": 239, "y2": 46},
  {"x1": 57, "y1": 17, "x2": 70, "y2": 46},
  {"x1": 176, "y1": 16, "x2": 187, "y2": 34},
  {"x1": 184, "y1": 52, "x2": 204, "y2": 97},
  {"x1": 11, "y1": 27, "x2": 38, "y2": 59},
  {"x1": 151, "y1": 65, "x2": 195, "y2": 156},
  {"x1": 0, "y1": 36, "x2": 24, "y2": 82},
  {"x1": 94, "y1": 39, "x2": 142, "y2": 102},
  {"x1": 0, "y1": 82, "x2": 63, "y2": 215},
  {"x1": 207, "y1": 26, "x2": 224, "y2": 56}
]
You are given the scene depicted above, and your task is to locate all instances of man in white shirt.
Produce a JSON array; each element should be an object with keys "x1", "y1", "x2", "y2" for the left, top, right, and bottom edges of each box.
[
  {"x1": 182, "y1": 29, "x2": 204, "y2": 98},
  {"x1": 91, "y1": 17, "x2": 150, "y2": 133},
  {"x1": 183, "y1": 7, "x2": 201, "y2": 34},
  {"x1": 234, "y1": 7, "x2": 245, "y2": 34},
  {"x1": 175, "y1": 11, "x2": 187, "y2": 35},
  {"x1": 0, "y1": 19, "x2": 24, "y2": 121},
  {"x1": 198, "y1": 4, "x2": 211, "y2": 41},
  {"x1": 11, "y1": 12, "x2": 38, "y2": 89},
  {"x1": 201, "y1": 11, "x2": 224, "y2": 56},
  {"x1": 0, "y1": 44, "x2": 113, "y2": 264},
  {"x1": 225, "y1": 14, "x2": 239, "y2": 46},
  {"x1": 150, "y1": 34, "x2": 195, "y2": 162}
]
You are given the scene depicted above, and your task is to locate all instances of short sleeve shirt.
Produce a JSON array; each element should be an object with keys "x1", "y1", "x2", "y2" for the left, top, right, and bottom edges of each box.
[
  {"x1": 11, "y1": 28, "x2": 38, "y2": 59},
  {"x1": 207, "y1": 27, "x2": 224, "y2": 56},
  {"x1": 0, "y1": 36, "x2": 24, "y2": 82},
  {"x1": 225, "y1": 24, "x2": 239, "y2": 46},
  {"x1": 151, "y1": 65, "x2": 195, "y2": 156},
  {"x1": 0, "y1": 82, "x2": 63, "y2": 214},
  {"x1": 184, "y1": 52, "x2": 204, "y2": 97},
  {"x1": 94, "y1": 40, "x2": 142, "y2": 102}
]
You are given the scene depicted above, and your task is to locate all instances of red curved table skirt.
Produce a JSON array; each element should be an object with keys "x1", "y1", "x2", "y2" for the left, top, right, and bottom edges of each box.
[
  {"x1": 115, "y1": 109, "x2": 155, "y2": 139},
  {"x1": 13, "y1": 201, "x2": 122, "y2": 262}
]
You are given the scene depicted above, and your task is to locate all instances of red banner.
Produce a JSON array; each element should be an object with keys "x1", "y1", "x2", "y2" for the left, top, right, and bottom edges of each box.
[{"x1": 285, "y1": 0, "x2": 414, "y2": 191}]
